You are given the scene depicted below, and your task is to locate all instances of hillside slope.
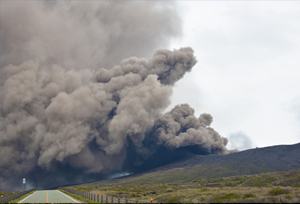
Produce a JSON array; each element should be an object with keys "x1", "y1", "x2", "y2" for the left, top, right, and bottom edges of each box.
[
  {"x1": 74, "y1": 169, "x2": 300, "y2": 203},
  {"x1": 146, "y1": 142, "x2": 300, "y2": 176},
  {"x1": 83, "y1": 143, "x2": 300, "y2": 186}
]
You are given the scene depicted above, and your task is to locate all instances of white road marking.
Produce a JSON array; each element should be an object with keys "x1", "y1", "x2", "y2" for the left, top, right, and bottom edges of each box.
[
  {"x1": 57, "y1": 189, "x2": 81, "y2": 203},
  {"x1": 17, "y1": 191, "x2": 37, "y2": 203}
]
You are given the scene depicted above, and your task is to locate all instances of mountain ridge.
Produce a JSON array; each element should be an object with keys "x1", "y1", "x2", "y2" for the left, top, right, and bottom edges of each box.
[
  {"x1": 145, "y1": 142, "x2": 300, "y2": 174},
  {"x1": 83, "y1": 142, "x2": 300, "y2": 186}
]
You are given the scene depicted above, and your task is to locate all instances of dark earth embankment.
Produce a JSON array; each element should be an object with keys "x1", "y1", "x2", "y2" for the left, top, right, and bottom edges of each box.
[{"x1": 81, "y1": 142, "x2": 300, "y2": 186}]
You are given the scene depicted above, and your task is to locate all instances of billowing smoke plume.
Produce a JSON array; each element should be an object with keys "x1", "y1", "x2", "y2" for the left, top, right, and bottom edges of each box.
[
  {"x1": 152, "y1": 104, "x2": 229, "y2": 153},
  {"x1": 0, "y1": 1, "x2": 232, "y2": 191}
]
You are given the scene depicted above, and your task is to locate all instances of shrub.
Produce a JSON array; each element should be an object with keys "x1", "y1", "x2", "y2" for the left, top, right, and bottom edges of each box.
[
  {"x1": 285, "y1": 195, "x2": 291, "y2": 200},
  {"x1": 210, "y1": 193, "x2": 239, "y2": 203},
  {"x1": 167, "y1": 195, "x2": 182, "y2": 203},
  {"x1": 243, "y1": 193, "x2": 256, "y2": 199},
  {"x1": 265, "y1": 196, "x2": 277, "y2": 203},
  {"x1": 269, "y1": 188, "x2": 290, "y2": 196},
  {"x1": 201, "y1": 187, "x2": 209, "y2": 192}
]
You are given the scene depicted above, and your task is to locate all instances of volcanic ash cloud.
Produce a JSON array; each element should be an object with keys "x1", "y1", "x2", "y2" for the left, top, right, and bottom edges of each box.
[
  {"x1": 0, "y1": 1, "x2": 233, "y2": 191},
  {"x1": 150, "y1": 104, "x2": 230, "y2": 154},
  {"x1": 0, "y1": 47, "x2": 203, "y2": 188}
]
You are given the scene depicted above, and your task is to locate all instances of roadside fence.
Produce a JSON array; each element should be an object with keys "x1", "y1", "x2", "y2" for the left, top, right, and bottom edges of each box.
[
  {"x1": 59, "y1": 187, "x2": 153, "y2": 203},
  {"x1": 0, "y1": 188, "x2": 35, "y2": 203}
]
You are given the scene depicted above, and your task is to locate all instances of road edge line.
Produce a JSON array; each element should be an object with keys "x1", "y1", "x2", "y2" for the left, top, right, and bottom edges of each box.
[
  {"x1": 56, "y1": 189, "x2": 81, "y2": 203},
  {"x1": 17, "y1": 191, "x2": 37, "y2": 203}
]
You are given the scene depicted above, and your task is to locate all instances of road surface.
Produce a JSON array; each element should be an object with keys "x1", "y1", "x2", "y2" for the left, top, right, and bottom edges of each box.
[{"x1": 18, "y1": 190, "x2": 81, "y2": 203}]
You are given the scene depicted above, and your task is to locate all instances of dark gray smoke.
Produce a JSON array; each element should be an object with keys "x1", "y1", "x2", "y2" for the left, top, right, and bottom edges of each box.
[{"x1": 0, "y1": 1, "x2": 233, "y2": 191}]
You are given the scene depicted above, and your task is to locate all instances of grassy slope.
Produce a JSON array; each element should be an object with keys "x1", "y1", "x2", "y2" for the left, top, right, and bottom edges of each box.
[
  {"x1": 0, "y1": 192, "x2": 15, "y2": 198},
  {"x1": 73, "y1": 169, "x2": 300, "y2": 203},
  {"x1": 8, "y1": 190, "x2": 35, "y2": 203},
  {"x1": 78, "y1": 161, "x2": 294, "y2": 187},
  {"x1": 58, "y1": 189, "x2": 96, "y2": 203}
]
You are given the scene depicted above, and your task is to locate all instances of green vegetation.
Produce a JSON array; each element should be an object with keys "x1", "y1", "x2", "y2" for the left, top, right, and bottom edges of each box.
[
  {"x1": 269, "y1": 188, "x2": 290, "y2": 196},
  {"x1": 243, "y1": 193, "x2": 256, "y2": 199},
  {"x1": 210, "y1": 193, "x2": 239, "y2": 203},
  {"x1": 0, "y1": 192, "x2": 14, "y2": 198},
  {"x1": 72, "y1": 169, "x2": 300, "y2": 203},
  {"x1": 79, "y1": 168, "x2": 300, "y2": 189},
  {"x1": 70, "y1": 183, "x2": 300, "y2": 203},
  {"x1": 8, "y1": 190, "x2": 35, "y2": 203},
  {"x1": 59, "y1": 189, "x2": 97, "y2": 203},
  {"x1": 72, "y1": 187, "x2": 94, "y2": 192}
]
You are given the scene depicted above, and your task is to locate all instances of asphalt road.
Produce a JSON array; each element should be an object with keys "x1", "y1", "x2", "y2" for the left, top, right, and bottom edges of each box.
[{"x1": 18, "y1": 190, "x2": 81, "y2": 203}]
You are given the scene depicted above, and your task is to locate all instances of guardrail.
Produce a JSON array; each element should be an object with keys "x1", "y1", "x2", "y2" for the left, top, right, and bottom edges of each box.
[
  {"x1": 0, "y1": 189, "x2": 35, "y2": 203},
  {"x1": 59, "y1": 187, "x2": 152, "y2": 203}
]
